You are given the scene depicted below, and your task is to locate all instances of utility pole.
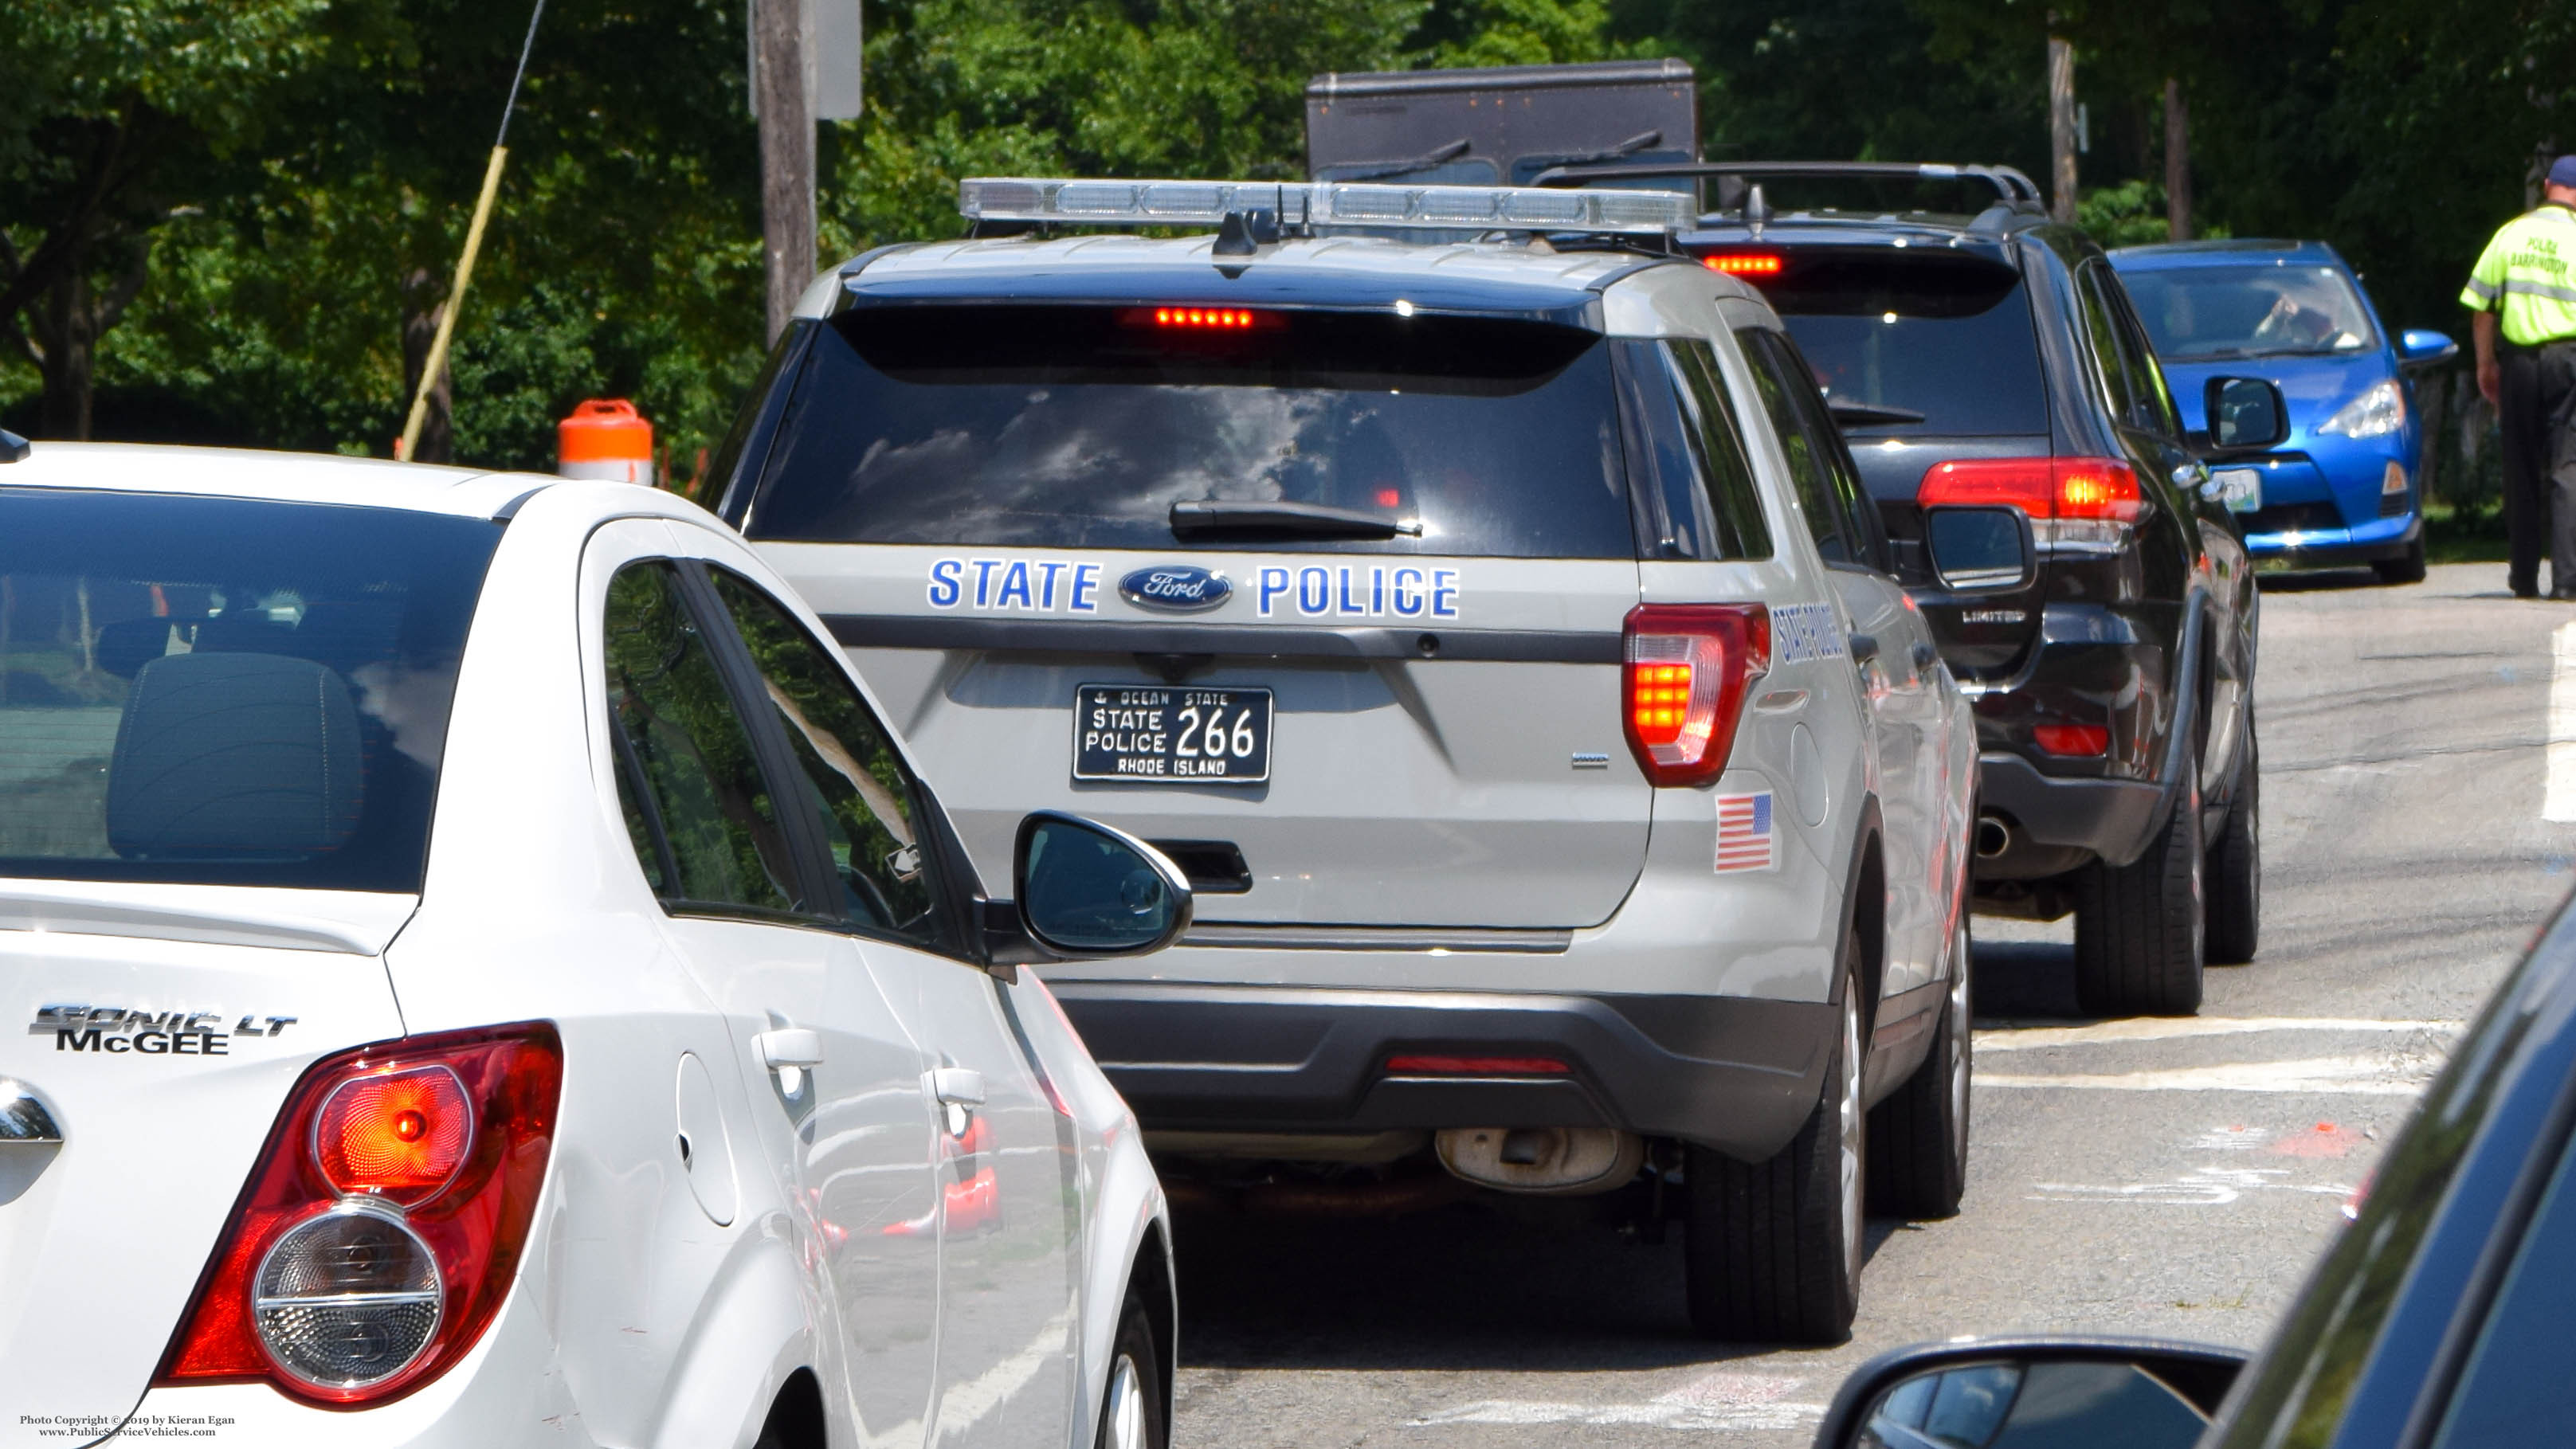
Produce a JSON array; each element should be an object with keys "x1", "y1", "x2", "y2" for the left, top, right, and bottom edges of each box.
[
  {"x1": 750, "y1": 0, "x2": 864, "y2": 347},
  {"x1": 2164, "y1": 78, "x2": 2192, "y2": 241},
  {"x1": 2048, "y1": 31, "x2": 2077, "y2": 224},
  {"x1": 752, "y1": 0, "x2": 814, "y2": 347}
]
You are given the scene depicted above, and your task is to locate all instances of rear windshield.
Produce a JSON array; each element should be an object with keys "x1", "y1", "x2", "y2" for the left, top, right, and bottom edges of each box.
[
  {"x1": 1758, "y1": 251, "x2": 2050, "y2": 439},
  {"x1": 742, "y1": 304, "x2": 1637, "y2": 558},
  {"x1": 0, "y1": 489, "x2": 499, "y2": 891},
  {"x1": 2119, "y1": 263, "x2": 2378, "y2": 360}
]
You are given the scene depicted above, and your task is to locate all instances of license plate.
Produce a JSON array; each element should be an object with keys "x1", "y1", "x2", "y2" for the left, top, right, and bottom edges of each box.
[
  {"x1": 2212, "y1": 467, "x2": 2262, "y2": 513},
  {"x1": 1072, "y1": 684, "x2": 1272, "y2": 784}
]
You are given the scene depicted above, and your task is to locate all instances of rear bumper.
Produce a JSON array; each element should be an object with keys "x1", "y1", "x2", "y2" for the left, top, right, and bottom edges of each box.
[
  {"x1": 1050, "y1": 982, "x2": 1836, "y2": 1162},
  {"x1": 1974, "y1": 750, "x2": 2165, "y2": 872}
]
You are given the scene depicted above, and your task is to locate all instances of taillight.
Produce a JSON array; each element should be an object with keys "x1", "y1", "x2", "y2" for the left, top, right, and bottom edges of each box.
[
  {"x1": 1622, "y1": 604, "x2": 1770, "y2": 788},
  {"x1": 156, "y1": 1024, "x2": 562, "y2": 1407},
  {"x1": 1385, "y1": 1055, "x2": 1571, "y2": 1075},
  {"x1": 2033, "y1": 723, "x2": 2111, "y2": 757},
  {"x1": 1918, "y1": 456, "x2": 2142, "y2": 550}
]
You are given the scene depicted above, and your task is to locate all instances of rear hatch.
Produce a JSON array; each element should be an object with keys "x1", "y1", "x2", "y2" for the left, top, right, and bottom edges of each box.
[
  {"x1": 1692, "y1": 239, "x2": 2056, "y2": 676},
  {"x1": 1, "y1": 891, "x2": 409, "y2": 1443},
  {"x1": 0, "y1": 486, "x2": 492, "y2": 1440},
  {"x1": 743, "y1": 302, "x2": 1649, "y2": 930}
]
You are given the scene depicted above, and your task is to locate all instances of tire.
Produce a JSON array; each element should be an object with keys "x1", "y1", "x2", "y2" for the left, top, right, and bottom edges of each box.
[
  {"x1": 1094, "y1": 1294, "x2": 1166, "y2": 1449},
  {"x1": 1684, "y1": 936, "x2": 1864, "y2": 1344},
  {"x1": 2373, "y1": 537, "x2": 2426, "y2": 585},
  {"x1": 1868, "y1": 914, "x2": 1971, "y2": 1219},
  {"x1": 2205, "y1": 723, "x2": 2260, "y2": 966},
  {"x1": 2073, "y1": 755, "x2": 2205, "y2": 1016}
]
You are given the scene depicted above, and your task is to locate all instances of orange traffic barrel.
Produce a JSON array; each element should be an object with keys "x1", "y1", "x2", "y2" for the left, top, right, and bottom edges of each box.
[{"x1": 558, "y1": 398, "x2": 655, "y2": 484}]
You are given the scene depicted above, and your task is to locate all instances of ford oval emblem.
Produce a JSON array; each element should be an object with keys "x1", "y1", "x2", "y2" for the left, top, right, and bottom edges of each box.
[{"x1": 1119, "y1": 565, "x2": 1232, "y2": 613}]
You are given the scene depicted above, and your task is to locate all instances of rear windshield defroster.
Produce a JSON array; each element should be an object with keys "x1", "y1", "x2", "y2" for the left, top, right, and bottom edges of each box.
[{"x1": 742, "y1": 304, "x2": 1637, "y2": 558}]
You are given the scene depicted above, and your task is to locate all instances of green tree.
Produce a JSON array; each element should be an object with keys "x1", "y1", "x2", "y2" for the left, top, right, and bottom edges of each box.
[{"x1": 0, "y1": 0, "x2": 357, "y2": 438}]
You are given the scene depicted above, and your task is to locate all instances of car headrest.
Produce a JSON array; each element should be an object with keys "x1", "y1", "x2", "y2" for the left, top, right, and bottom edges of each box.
[{"x1": 107, "y1": 652, "x2": 364, "y2": 860}]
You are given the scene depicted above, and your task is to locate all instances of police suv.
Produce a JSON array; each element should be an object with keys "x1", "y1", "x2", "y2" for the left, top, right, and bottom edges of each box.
[{"x1": 715, "y1": 178, "x2": 1982, "y2": 1341}]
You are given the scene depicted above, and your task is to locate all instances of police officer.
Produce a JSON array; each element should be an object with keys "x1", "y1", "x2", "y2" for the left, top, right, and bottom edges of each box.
[{"x1": 2466, "y1": 155, "x2": 2576, "y2": 598}]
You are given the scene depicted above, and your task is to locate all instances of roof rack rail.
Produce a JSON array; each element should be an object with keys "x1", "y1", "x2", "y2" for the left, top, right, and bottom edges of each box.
[
  {"x1": 956, "y1": 176, "x2": 1695, "y2": 237},
  {"x1": 1527, "y1": 160, "x2": 2047, "y2": 211}
]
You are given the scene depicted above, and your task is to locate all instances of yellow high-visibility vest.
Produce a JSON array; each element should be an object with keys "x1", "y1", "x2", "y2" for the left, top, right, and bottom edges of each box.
[{"x1": 2463, "y1": 204, "x2": 2576, "y2": 346}]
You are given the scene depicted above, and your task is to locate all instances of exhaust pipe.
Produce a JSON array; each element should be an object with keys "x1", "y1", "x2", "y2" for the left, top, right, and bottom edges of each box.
[{"x1": 1975, "y1": 814, "x2": 2013, "y2": 860}]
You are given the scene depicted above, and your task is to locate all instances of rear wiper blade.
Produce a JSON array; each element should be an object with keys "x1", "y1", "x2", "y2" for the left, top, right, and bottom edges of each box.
[
  {"x1": 1170, "y1": 499, "x2": 1425, "y2": 538},
  {"x1": 1826, "y1": 400, "x2": 1927, "y2": 427}
]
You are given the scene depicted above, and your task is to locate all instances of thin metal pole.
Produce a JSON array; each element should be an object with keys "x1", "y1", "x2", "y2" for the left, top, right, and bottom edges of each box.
[{"x1": 396, "y1": 0, "x2": 547, "y2": 462}]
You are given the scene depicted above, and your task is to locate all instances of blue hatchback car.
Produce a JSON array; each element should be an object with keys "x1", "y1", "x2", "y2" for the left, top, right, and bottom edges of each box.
[{"x1": 2110, "y1": 238, "x2": 2456, "y2": 583}]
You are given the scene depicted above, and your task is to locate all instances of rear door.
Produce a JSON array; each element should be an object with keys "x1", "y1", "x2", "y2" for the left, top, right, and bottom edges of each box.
[
  {"x1": 588, "y1": 536, "x2": 945, "y2": 1447},
  {"x1": 696, "y1": 562, "x2": 1082, "y2": 1449},
  {"x1": 743, "y1": 304, "x2": 1653, "y2": 931},
  {"x1": 1736, "y1": 327, "x2": 1951, "y2": 997},
  {"x1": 2, "y1": 902, "x2": 408, "y2": 1445}
]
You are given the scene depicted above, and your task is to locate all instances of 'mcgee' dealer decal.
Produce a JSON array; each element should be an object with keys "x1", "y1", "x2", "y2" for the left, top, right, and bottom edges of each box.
[{"x1": 29, "y1": 1004, "x2": 297, "y2": 1055}]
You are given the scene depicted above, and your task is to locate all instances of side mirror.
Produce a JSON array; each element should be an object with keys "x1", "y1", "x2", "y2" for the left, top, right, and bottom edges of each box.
[
  {"x1": 1010, "y1": 812, "x2": 1193, "y2": 958},
  {"x1": 2204, "y1": 376, "x2": 2288, "y2": 452},
  {"x1": 1923, "y1": 506, "x2": 2034, "y2": 592},
  {"x1": 2398, "y1": 328, "x2": 2458, "y2": 366},
  {"x1": 1815, "y1": 1337, "x2": 2247, "y2": 1449}
]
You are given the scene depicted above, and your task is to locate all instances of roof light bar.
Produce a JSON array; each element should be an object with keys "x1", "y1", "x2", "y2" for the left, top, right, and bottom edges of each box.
[{"x1": 959, "y1": 177, "x2": 1694, "y2": 236}]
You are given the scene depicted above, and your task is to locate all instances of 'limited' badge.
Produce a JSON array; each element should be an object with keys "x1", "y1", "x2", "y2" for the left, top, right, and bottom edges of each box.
[{"x1": 1119, "y1": 565, "x2": 1231, "y2": 613}]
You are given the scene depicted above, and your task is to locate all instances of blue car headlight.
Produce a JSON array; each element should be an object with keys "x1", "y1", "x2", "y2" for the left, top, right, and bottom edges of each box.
[{"x1": 2319, "y1": 378, "x2": 2405, "y2": 439}]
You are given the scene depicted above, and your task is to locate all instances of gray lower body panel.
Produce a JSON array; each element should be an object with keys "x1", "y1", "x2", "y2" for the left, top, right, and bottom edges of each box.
[{"x1": 1049, "y1": 982, "x2": 1837, "y2": 1163}]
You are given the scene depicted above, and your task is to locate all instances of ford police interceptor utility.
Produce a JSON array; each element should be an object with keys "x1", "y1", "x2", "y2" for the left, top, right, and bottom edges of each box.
[
  {"x1": 0, "y1": 443, "x2": 1186, "y2": 1449},
  {"x1": 715, "y1": 178, "x2": 1982, "y2": 1342}
]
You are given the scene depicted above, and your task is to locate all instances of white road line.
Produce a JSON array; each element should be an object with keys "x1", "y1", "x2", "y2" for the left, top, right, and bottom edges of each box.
[
  {"x1": 1417, "y1": 1373, "x2": 1825, "y2": 1433},
  {"x1": 1975, "y1": 1017, "x2": 2457, "y2": 1052},
  {"x1": 2028, "y1": 1165, "x2": 2356, "y2": 1206},
  {"x1": 1980, "y1": 1056, "x2": 2428, "y2": 1095},
  {"x1": 2546, "y1": 620, "x2": 2576, "y2": 820}
]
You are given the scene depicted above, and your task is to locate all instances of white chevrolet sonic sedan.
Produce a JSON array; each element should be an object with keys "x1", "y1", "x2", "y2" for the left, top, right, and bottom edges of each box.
[{"x1": 0, "y1": 443, "x2": 1183, "y2": 1449}]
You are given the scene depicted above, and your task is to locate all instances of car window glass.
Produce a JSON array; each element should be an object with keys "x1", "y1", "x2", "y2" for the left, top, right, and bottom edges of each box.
[
  {"x1": 2428, "y1": 1122, "x2": 2576, "y2": 1446},
  {"x1": 1731, "y1": 331, "x2": 1854, "y2": 563},
  {"x1": 2101, "y1": 273, "x2": 2182, "y2": 435},
  {"x1": 1613, "y1": 339, "x2": 1719, "y2": 558},
  {"x1": 707, "y1": 568, "x2": 956, "y2": 953},
  {"x1": 0, "y1": 491, "x2": 497, "y2": 892},
  {"x1": 1782, "y1": 331, "x2": 1893, "y2": 570},
  {"x1": 601, "y1": 561, "x2": 802, "y2": 914},
  {"x1": 1765, "y1": 252, "x2": 2049, "y2": 439},
  {"x1": 750, "y1": 306, "x2": 1633, "y2": 559},
  {"x1": 2075, "y1": 264, "x2": 2143, "y2": 427},
  {"x1": 1741, "y1": 327, "x2": 1885, "y2": 569},
  {"x1": 2119, "y1": 263, "x2": 2379, "y2": 360},
  {"x1": 1661, "y1": 339, "x2": 1777, "y2": 561}
]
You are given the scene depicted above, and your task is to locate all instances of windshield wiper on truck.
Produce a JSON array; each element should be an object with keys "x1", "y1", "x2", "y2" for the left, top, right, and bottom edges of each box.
[{"x1": 1169, "y1": 499, "x2": 1426, "y2": 539}]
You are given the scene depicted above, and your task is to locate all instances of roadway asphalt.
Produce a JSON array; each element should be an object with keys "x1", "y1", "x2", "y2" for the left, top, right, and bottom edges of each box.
[{"x1": 1164, "y1": 562, "x2": 2574, "y2": 1447}]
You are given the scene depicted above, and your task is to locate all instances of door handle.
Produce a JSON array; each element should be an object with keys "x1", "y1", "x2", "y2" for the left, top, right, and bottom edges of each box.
[
  {"x1": 931, "y1": 1067, "x2": 987, "y2": 1106},
  {"x1": 1849, "y1": 632, "x2": 1880, "y2": 664},
  {"x1": 755, "y1": 1028, "x2": 824, "y2": 1070}
]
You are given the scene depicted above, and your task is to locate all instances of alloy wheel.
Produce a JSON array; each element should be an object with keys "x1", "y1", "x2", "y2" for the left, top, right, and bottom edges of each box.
[{"x1": 1100, "y1": 1352, "x2": 1149, "y2": 1449}]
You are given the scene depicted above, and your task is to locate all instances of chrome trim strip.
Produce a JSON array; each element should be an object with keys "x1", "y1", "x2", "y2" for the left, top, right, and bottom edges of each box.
[{"x1": 1181, "y1": 924, "x2": 1574, "y2": 954}]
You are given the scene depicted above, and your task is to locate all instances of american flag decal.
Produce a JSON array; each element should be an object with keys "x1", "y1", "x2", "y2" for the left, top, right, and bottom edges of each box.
[{"x1": 1715, "y1": 792, "x2": 1778, "y2": 872}]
